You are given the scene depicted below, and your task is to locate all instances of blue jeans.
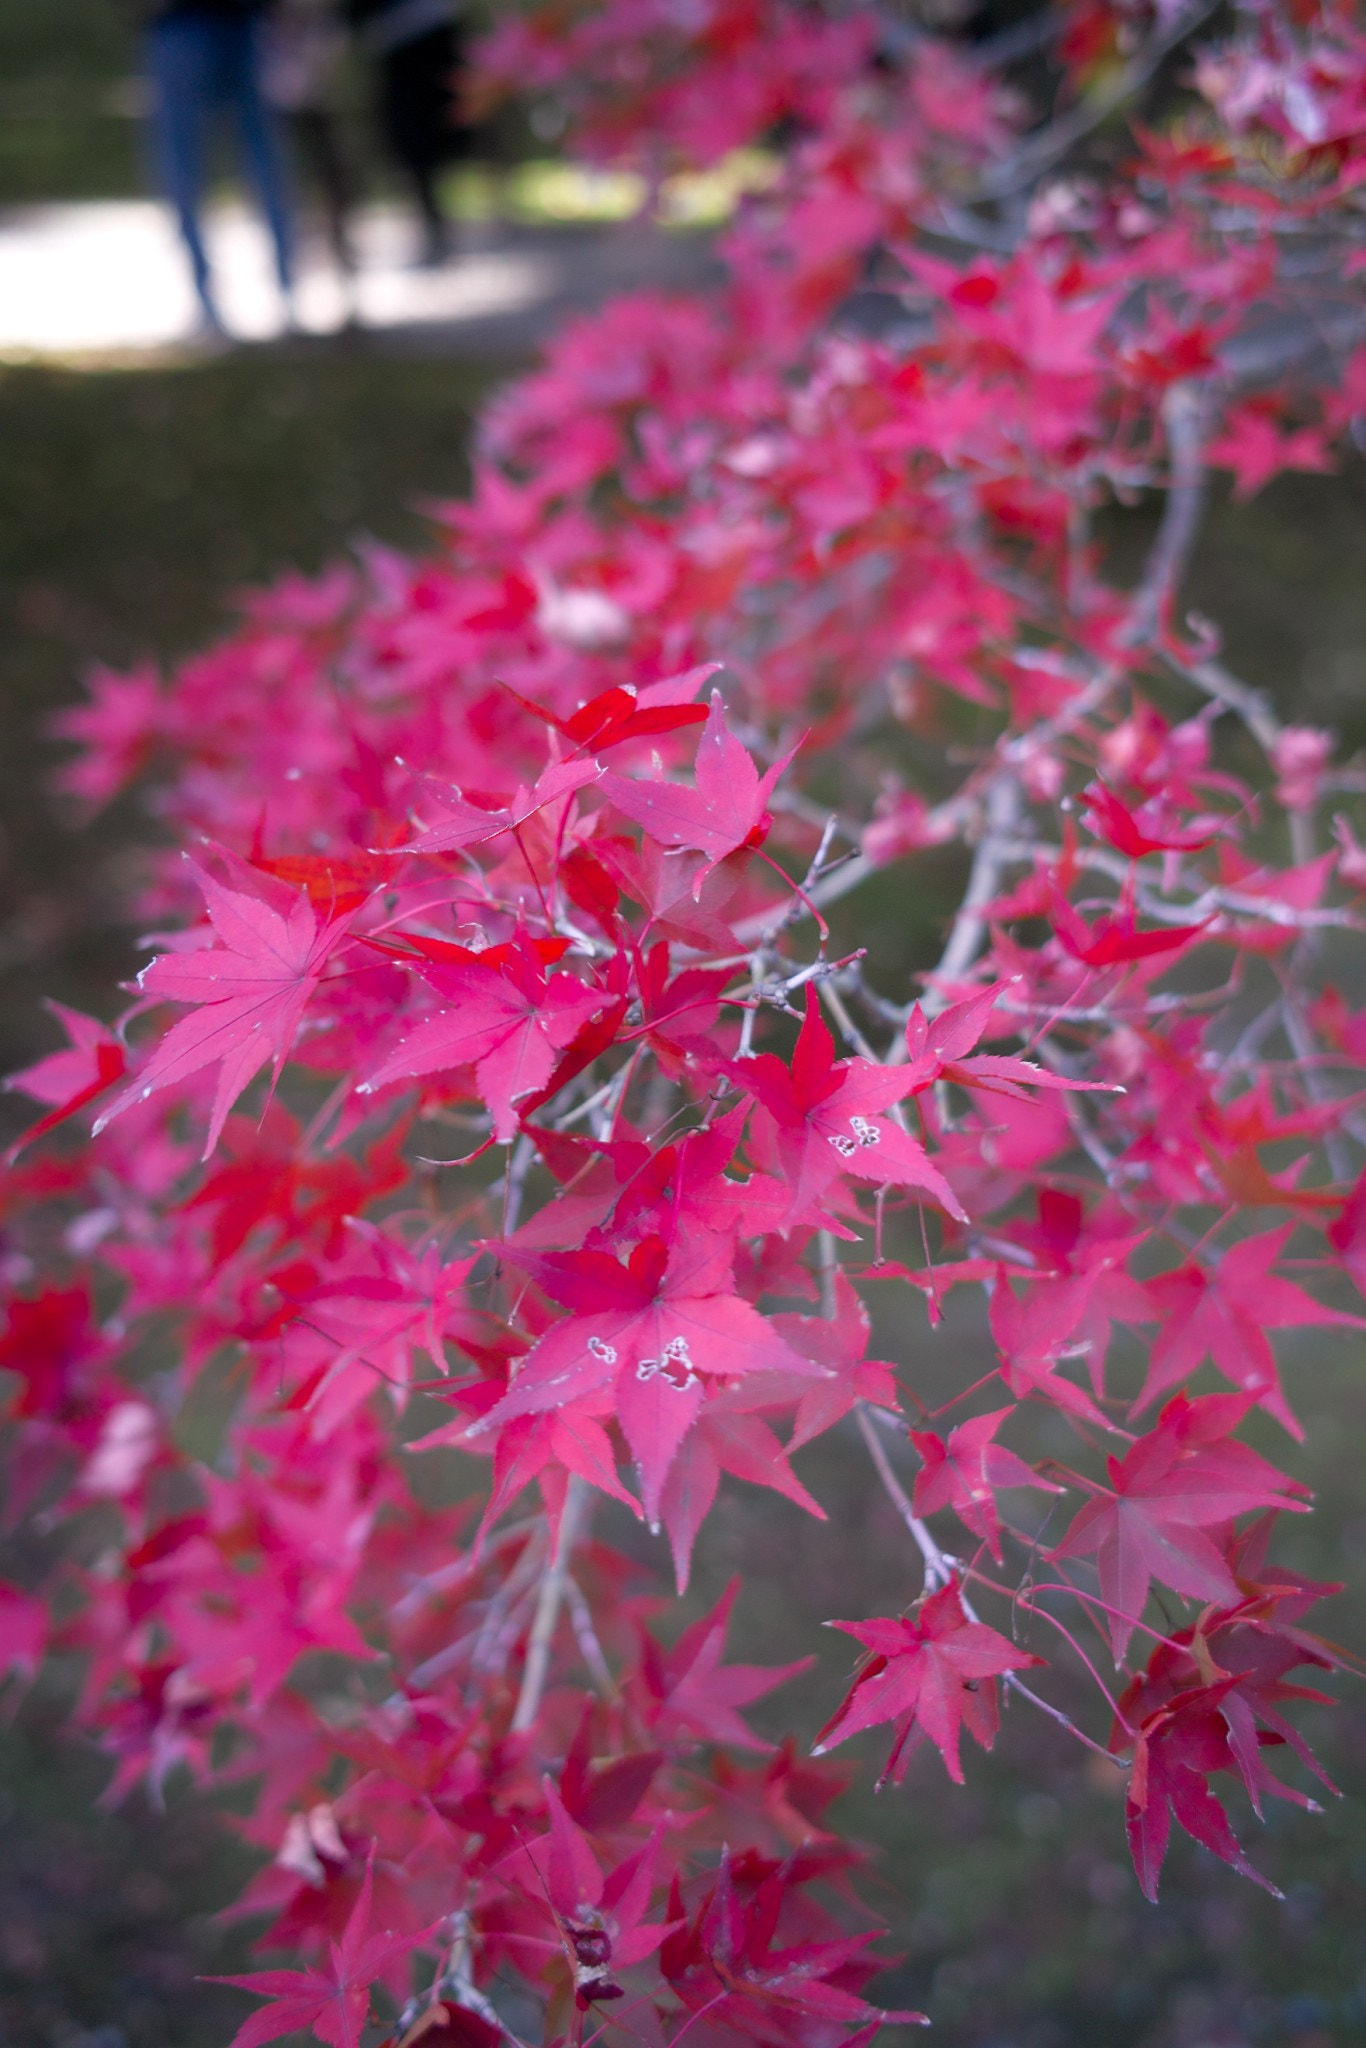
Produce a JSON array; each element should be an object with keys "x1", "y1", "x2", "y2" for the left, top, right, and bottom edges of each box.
[{"x1": 147, "y1": 13, "x2": 295, "y2": 321}]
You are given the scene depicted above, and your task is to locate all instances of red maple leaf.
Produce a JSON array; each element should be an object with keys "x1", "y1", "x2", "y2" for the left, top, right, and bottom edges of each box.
[
  {"x1": 910, "y1": 1407, "x2": 1062, "y2": 1561},
  {"x1": 1052, "y1": 1393, "x2": 1309, "y2": 1656},
  {"x1": 97, "y1": 866, "x2": 348, "y2": 1157},
  {"x1": 0, "y1": 1285, "x2": 104, "y2": 1424},
  {"x1": 380, "y1": 2004, "x2": 499, "y2": 2048},
  {"x1": 186, "y1": 1112, "x2": 406, "y2": 1268},
  {"x1": 505, "y1": 660, "x2": 716, "y2": 753},
  {"x1": 1049, "y1": 881, "x2": 1210, "y2": 967},
  {"x1": 1081, "y1": 782, "x2": 1219, "y2": 859},
  {"x1": 730, "y1": 993, "x2": 966, "y2": 1226},
  {"x1": 632, "y1": 1581, "x2": 812, "y2": 1751},
  {"x1": 1122, "y1": 1674, "x2": 1286, "y2": 1901},
  {"x1": 600, "y1": 690, "x2": 795, "y2": 883},
  {"x1": 661, "y1": 1847, "x2": 925, "y2": 2033},
  {"x1": 1140, "y1": 1226, "x2": 1364, "y2": 1437},
  {"x1": 504, "y1": 1780, "x2": 672, "y2": 2008},
  {"x1": 397, "y1": 754, "x2": 601, "y2": 854},
  {"x1": 362, "y1": 940, "x2": 604, "y2": 1140},
  {"x1": 210, "y1": 1854, "x2": 435, "y2": 2048},
  {"x1": 815, "y1": 1580, "x2": 1040, "y2": 1784},
  {"x1": 250, "y1": 848, "x2": 399, "y2": 918},
  {"x1": 4, "y1": 1002, "x2": 126, "y2": 1158},
  {"x1": 902, "y1": 980, "x2": 1115, "y2": 1100},
  {"x1": 473, "y1": 1230, "x2": 817, "y2": 1521},
  {"x1": 1112, "y1": 1564, "x2": 1344, "y2": 1900}
]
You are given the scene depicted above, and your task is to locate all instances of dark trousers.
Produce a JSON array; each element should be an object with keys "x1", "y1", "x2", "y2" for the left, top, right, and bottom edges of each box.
[
  {"x1": 147, "y1": 13, "x2": 295, "y2": 320},
  {"x1": 289, "y1": 106, "x2": 358, "y2": 275},
  {"x1": 376, "y1": 25, "x2": 464, "y2": 243}
]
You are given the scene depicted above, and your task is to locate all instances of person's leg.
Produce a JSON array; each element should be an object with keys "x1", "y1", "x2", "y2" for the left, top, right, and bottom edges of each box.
[
  {"x1": 410, "y1": 157, "x2": 450, "y2": 263},
  {"x1": 292, "y1": 107, "x2": 358, "y2": 277},
  {"x1": 378, "y1": 37, "x2": 455, "y2": 264},
  {"x1": 145, "y1": 17, "x2": 220, "y2": 324},
  {"x1": 227, "y1": 17, "x2": 296, "y2": 296}
]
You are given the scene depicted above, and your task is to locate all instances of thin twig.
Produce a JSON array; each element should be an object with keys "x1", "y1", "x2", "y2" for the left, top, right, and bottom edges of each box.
[
  {"x1": 974, "y1": 0, "x2": 1220, "y2": 201},
  {"x1": 855, "y1": 1403, "x2": 953, "y2": 1592},
  {"x1": 1000, "y1": 1673, "x2": 1126, "y2": 1766},
  {"x1": 924, "y1": 775, "x2": 1023, "y2": 1006},
  {"x1": 1125, "y1": 380, "x2": 1208, "y2": 645},
  {"x1": 857, "y1": 1406, "x2": 1124, "y2": 1762},
  {"x1": 511, "y1": 1474, "x2": 590, "y2": 1732},
  {"x1": 565, "y1": 1572, "x2": 617, "y2": 1699}
]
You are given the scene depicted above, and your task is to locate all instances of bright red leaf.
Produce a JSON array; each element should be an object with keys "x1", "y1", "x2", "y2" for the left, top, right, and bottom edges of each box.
[{"x1": 815, "y1": 1581, "x2": 1041, "y2": 1784}]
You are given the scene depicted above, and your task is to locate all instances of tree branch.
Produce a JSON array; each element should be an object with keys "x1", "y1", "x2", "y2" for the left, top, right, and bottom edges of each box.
[
  {"x1": 1125, "y1": 380, "x2": 1208, "y2": 645},
  {"x1": 511, "y1": 1474, "x2": 591, "y2": 1732},
  {"x1": 924, "y1": 774, "x2": 1023, "y2": 1005},
  {"x1": 856, "y1": 1402, "x2": 954, "y2": 1592},
  {"x1": 973, "y1": 0, "x2": 1221, "y2": 201}
]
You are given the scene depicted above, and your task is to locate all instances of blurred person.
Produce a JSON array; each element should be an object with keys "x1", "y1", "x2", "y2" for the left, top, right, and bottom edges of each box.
[
  {"x1": 136, "y1": 0, "x2": 296, "y2": 336},
  {"x1": 262, "y1": 0, "x2": 361, "y2": 302},
  {"x1": 345, "y1": 0, "x2": 467, "y2": 266}
]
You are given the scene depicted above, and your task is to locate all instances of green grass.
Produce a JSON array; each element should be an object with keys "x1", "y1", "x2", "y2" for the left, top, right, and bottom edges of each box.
[
  {"x1": 1099, "y1": 460, "x2": 1366, "y2": 753},
  {"x1": 0, "y1": 0, "x2": 129, "y2": 81},
  {"x1": 0, "y1": 0, "x2": 140, "y2": 202}
]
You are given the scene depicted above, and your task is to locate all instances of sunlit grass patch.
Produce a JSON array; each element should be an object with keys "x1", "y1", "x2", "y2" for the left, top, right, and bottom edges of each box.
[{"x1": 442, "y1": 149, "x2": 781, "y2": 228}]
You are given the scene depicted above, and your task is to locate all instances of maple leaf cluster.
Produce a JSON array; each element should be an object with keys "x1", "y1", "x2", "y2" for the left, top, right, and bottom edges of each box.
[{"x1": 3, "y1": 5, "x2": 1366, "y2": 2045}]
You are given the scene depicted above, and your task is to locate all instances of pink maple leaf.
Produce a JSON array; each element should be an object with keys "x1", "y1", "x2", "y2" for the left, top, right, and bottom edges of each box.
[
  {"x1": 815, "y1": 1581, "x2": 1041, "y2": 1783},
  {"x1": 210, "y1": 1854, "x2": 435, "y2": 2048},
  {"x1": 663, "y1": 1848, "x2": 926, "y2": 2031},
  {"x1": 656, "y1": 1393, "x2": 827, "y2": 1592},
  {"x1": 0, "y1": 1581, "x2": 47, "y2": 1685},
  {"x1": 473, "y1": 1230, "x2": 818, "y2": 1523},
  {"x1": 989, "y1": 1266, "x2": 1114, "y2": 1425},
  {"x1": 4, "y1": 1002, "x2": 126, "y2": 1157},
  {"x1": 902, "y1": 979, "x2": 1117, "y2": 1099},
  {"x1": 730, "y1": 993, "x2": 966, "y2": 1226},
  {"x1": 911, "y1": 1407, "x2": 1062, "y2": 1561},
  {"x1": 505, "y1": 1781, "x2": 673, "y2": 2008},
  {"x1": 600, "y1": 690, "x2": 795, "y2": 886},
  {"x1": 397, "y1": 754, "x2": 601, "y2": 854},
  {"x1": 1206, "y1": 403, "x2": 1332, "y2": 500},
  {"x1": 1139, "y1": 1226, "x2": 1365, "y2": 1436},
  {"x1": 775, "y1": 1269, "x2": 900, "y2": 1450},
  {"x1": 1053, "y1": 1392, "x2": 1309, "y2": 1656},
  {"x1": 362, "y1": 941, "x2": 604, "y2": 1140},
  {"x1": 634, "y1": 1580, "x2": 812, "y2": 1751},
  {"x1": 97, "y1": 867, "x2": 349, "y2": 1158},
  {"x1": 283, "y1": 1237, "x2": 477, "y2": 1419}
]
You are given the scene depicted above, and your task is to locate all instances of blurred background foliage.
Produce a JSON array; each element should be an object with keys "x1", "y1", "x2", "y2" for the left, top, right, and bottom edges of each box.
[
  {"x1": 1, "y1": 3, "x2": 1365, "y2": 2045},
  {"x1": 0, "y1": 1, "x2": 138, "y2": 203}
]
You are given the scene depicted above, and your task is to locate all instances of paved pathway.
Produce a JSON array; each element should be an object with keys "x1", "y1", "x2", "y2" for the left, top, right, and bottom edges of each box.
[{"x1": 0, "y1": 198, "x2": 719, "y2": 362}]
